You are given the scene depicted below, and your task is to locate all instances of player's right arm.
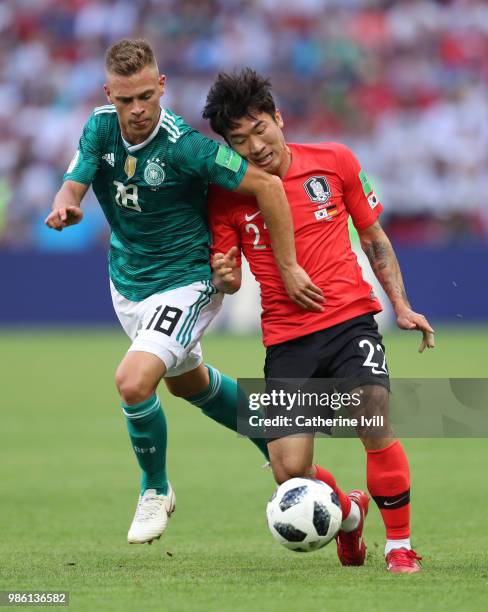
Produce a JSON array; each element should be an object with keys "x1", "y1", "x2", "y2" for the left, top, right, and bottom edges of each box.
[
  {"x1": 45, "y1": 113, "x2": 101, "y2": 231},
  {"x1": 212, "y1": 246, "x2": 242, "y2": 294},
  {"x1": 208, "y1": 185, "x2": 242, "y2": 294},
  {"x1": 45, "y1": 181, "x2": 87, "y2": 231}
]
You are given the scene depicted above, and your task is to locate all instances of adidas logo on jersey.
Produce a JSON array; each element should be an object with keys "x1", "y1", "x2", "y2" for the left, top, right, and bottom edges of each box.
[{"x1": 102, "y1": 153, "x2": 115, "y2": 167}]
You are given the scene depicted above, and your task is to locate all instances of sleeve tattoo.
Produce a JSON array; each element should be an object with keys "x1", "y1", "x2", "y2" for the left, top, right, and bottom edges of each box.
[{"x1": 362, "y1": 230, "x2": 410, "y2": 308}]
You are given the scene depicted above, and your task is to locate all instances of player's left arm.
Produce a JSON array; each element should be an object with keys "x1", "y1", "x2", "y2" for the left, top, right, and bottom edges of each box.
[
  {"x1": 234, "y1": 164, "x2": 324, "y2": 312},
  {"x1": 338, "y1": 142, "x2": 435, "y2": 352},
  {"x1": 358, "y1": 220, "x2": 435, "y2": 353}
]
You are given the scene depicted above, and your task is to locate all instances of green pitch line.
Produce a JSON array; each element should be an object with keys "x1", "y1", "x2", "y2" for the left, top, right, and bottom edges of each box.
[{"x1": 0, "y1": 328, "x2": 487, "y2": 611}]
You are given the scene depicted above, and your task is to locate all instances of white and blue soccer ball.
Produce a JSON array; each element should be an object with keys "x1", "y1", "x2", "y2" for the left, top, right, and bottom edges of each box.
[{"x1": 266, "y1": 477, "x2": 342, "y2": 552}]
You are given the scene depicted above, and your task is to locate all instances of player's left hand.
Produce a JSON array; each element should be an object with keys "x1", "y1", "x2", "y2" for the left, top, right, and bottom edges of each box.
[{"x1": 396, "y1": 307, "x2": 435, "y2": 353}]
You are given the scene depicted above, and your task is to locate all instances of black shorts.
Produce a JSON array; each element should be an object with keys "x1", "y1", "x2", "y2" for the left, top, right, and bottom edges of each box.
[{"x1": 263, "y1": 313, "x2": 390, "y2": 439}]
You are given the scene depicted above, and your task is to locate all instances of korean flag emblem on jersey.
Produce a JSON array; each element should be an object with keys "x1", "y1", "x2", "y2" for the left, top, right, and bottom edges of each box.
[
  {"x1": 304, "y1": 176, "x2": 331, "y2": 203},
  {"x1": 359, "y1": 169, "x2": 379, "y2": 209}
]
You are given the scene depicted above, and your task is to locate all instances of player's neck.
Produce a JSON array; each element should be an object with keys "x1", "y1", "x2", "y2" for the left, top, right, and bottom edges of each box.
[{"x1": 274, "y1": 146, "x2": 292, "y2": 179}]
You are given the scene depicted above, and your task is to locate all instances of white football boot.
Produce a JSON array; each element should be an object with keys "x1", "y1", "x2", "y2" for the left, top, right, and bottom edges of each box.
[{"x1": 127, "y1": 483, "x2": 176, "y2": 544}]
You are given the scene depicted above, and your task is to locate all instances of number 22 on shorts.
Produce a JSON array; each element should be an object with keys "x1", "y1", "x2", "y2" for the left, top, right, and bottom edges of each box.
[{"x1": 359, "y1": 338, "x2": 388, "y2": 375}]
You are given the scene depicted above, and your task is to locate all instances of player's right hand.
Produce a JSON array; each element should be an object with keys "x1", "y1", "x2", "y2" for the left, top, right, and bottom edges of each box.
[
  {"x1": 212, "y1": 246, "x2": 238, "y2": 284},
  {"x1": 281, "y1": 264, "x2": 325, "y2": 312},
  {"x1": 44, "y1": 206, "x2": 83, "y2": 231}
]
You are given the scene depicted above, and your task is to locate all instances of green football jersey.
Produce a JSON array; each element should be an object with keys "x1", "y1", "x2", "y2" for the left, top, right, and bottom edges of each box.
[{"x1": 64, "y1": 105, "x2": 248, "y2": 301}]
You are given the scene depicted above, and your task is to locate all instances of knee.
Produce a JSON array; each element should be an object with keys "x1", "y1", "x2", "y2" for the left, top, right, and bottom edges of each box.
[
  {"x1": 167, "y1": 386, "x2": 186, "y2": 399},
  {"x1": 164, "y1": 365, "x2": 210, "y2": 399},
  {"x1": 115, "y1": 368, "x2": 154, "y2": 405},
  {"x1": 272, "y1": 456, "x2": 312, "y2": 485}
]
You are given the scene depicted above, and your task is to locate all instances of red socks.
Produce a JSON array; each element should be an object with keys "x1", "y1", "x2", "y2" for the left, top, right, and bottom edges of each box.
[
  {"x1": 312, "y1": 441, "x2": 411, "y2": 540},
  {"x1": 366, "y1": 440, "x2": 410, "y2": 539},
  {"x1": 313, "y1": 464, "x2": 351, "y2": 520}
]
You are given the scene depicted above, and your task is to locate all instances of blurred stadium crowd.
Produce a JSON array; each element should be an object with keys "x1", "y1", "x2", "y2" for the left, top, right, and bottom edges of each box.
[{"x1": 1, "y1": 0, "x2": 487, "y2": 250}]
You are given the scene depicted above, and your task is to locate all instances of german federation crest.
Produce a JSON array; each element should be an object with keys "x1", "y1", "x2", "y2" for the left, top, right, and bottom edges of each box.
[
  {"x1": 144, "y1": 157, "x2": 165, "y2": 186},
  {"x1": 304, "y1": 176, "x2": 331, "y2": 203}
]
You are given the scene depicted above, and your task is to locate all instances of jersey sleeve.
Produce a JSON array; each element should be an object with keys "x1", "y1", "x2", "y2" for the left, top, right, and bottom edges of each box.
[
  {"x1": 63, "y1": 114, "x2": 101, "y2": 184},
  {"x1": 338, "y1": 144, "x2": 383, "y2": 230},
  {"x1": 208, "y1": 185, "x2": 242, "y2": 267},
  {"x1": 171, "y1": 129, "x2": 248, "y2": 191}
]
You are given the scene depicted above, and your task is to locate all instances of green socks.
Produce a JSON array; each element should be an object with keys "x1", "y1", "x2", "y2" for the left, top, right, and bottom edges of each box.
[
  {"x1": 122, "y1": 394, "x2": 168, "y2": 495},
  {"x1": 122, "y1": 367, "x2": 268, "y2": 497},
  {"x1": 187, "y1": 365, "x2": 269, "y2": 460}
]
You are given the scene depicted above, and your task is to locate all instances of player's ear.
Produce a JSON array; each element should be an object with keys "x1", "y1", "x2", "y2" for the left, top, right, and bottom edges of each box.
[
  {"x1": 159, "y1": 74, "x2": 166, "y2": 96},
  {"x1": 275, "y1": 110, "x2": 284, "y2": 129},
  {"x1": 103, "y1": 84, "x2": 112, "y2": 104}
]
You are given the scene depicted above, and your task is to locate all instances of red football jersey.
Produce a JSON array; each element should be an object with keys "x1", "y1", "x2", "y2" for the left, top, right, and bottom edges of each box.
[{"x1": 208, "y1": 142, "x2": 383, "y2": 347}]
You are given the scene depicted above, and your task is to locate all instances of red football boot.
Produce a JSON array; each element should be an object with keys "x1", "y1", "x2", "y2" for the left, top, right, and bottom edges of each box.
[
  {"x1": 386, "y1": 548, "x2": 422, "y2": 574},
  {"x1": 336, "y1": 490, "x2": 369, "y2": 566}
]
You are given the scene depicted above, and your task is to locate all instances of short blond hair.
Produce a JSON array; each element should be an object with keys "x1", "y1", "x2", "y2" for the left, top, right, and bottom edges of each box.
[{"x1": 105, "y1": 39, "x2": 157, "y2": 76}]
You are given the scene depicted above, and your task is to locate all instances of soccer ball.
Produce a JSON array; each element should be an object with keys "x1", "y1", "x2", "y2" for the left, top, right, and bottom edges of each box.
[{"x1": 266, "y1": 477, "x2": 342, "y2": 552}]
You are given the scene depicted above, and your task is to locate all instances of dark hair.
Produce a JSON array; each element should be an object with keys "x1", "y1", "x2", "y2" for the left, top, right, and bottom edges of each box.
[
  {"x1": 105, "y1": 39, "x2": 157, "y2": 76},
  {"x1": 202, "y1": 68, "x2": 277, "y2": 137}
]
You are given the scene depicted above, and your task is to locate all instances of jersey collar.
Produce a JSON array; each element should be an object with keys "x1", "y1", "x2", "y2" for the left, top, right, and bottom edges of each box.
[{"x1": 122, "y1": 108, "x2": 166, "y2": 153}]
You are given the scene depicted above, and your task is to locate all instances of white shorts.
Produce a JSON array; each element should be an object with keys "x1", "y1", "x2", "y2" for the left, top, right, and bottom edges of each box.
[{"x1": 110, "y1": 280, "x2": 223, "y2": 377}]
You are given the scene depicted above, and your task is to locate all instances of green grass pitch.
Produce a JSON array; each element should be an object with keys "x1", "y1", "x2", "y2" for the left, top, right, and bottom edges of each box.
[{"x1": 1, "y1": 326, "x2": 487, "y2": 611}]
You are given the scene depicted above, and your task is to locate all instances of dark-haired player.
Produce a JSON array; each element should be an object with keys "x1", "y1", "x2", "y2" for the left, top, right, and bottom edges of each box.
[
  {"x1": 45, "y1": 40, "x2": 324, "y2": 546},
  {"x1": 203, "y1": 68, "x2": 435, "y2": 573}
]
